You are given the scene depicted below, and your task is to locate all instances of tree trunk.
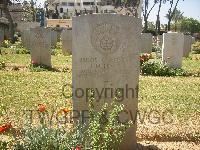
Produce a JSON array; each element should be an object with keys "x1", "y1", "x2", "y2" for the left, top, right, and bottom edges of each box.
[
  {"x1": 144, "y1": 16, "x2": 148, "y2": 32},
  {"x1": 156, "y1": 0, "x2": 162, "y2": 34},
  {"x1": 167, "y1": 18, "x2": 171, "y2": 31}
]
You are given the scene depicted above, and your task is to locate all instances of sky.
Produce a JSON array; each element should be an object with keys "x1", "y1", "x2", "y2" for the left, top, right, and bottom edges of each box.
[{"x1": 25, "y1": 0, "x2": 200, "y2": 24}]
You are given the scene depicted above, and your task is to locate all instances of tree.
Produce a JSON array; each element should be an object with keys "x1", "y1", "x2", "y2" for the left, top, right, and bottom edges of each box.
[
  {"x1": 166, "y1": 8, "x2": 184, "y2": 31},
  {"x1": 114, "y1": 0, "x2": 141, "y2": 17},
  {"x1": 22, "y1": 0, "x2": 38, "y2": 22},
  {"x1": 143, "y1": 0, "x2": 158, "y2": 32},
  {"x1": 165, "y1": 0, "x2": 183, "y2": 31},
  {"x1": 178, "y1": 18, "x2": 200, "y2": 34},
  {"x1": 155, "y1": 0, "x2": 168, "y2": 34}
]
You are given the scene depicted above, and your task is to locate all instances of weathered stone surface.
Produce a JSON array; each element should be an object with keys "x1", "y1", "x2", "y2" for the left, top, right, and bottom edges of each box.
[
  {"x1": 61, "y1": 29, "x2": 72, "y2": 55},
  {"x1": 21, "y1": 29, "x2": 30, "y2": 49},
  {"x1": 72, "y1": 14, "x2": 142, "y2": 149},
  {"x1": 162, "y1": 32, "x2": 184, "y2": 68},
  {"x1": 183, "y1": 35, "x2": 192, "y2": 57},
  {"x1": 141, "y1": 33, "x2": 152, "y2": 53},
  {"x1": 30, "y1": 27, "x2": 52, "y2": 67}
]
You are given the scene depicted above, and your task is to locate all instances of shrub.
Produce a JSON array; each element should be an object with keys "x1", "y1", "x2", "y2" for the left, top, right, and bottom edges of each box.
[
  {"x1": 141, "y1": 59, "x2": 187, "y2": 76},
  {"x1": 192, "y1": 41, "x2": 200, "y2": 54}
]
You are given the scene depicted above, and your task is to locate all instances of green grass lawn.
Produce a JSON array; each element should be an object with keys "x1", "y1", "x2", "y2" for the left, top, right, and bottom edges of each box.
[{"x1": 0, "y1": 52, "x2": 199, "y2": 142}]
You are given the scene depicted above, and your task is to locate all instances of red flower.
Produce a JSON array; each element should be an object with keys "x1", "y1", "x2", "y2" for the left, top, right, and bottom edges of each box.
[
  {"x1": 75, "y1": 146, "x2": 81, "y2": 150},
  {"x1": 62, "y1": 108, "x2": 71, "y2": 114},
  {"x1": 108, "y1": 128, "x2": 114, "y2": 134},
  {"x1": 31, "y1": 60, "x2": 37, "y2": 65},
  {"x1": 38, "y1": 104, "x2": 46, "y2": 112},
  {"x1": 0, "y1": 122, "x2": 12, "y2": 133},
  {"x1": 72, "y1": 146, "x2": 81, "y2": 150}
]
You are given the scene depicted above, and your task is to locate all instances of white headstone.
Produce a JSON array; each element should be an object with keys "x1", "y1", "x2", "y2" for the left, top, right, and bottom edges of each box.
[
  {"x1": 72, "y1": 14, "x2": 142, "y2": 149},
  {"x1": 61, "y1": 29, "x2": 72, "y2": 55},
  {"x1": 30, "y1": 27, "x2": 52, "y2": 67},
  {"x1": 183, "y1": 35, "x2": 192, "y2": 57},
  {"x1": 162, "y1": 32, "x2": 184, "y2": 68},
  {"x1": 141, "y1": 33, "x2": 152, "y2": 53}
]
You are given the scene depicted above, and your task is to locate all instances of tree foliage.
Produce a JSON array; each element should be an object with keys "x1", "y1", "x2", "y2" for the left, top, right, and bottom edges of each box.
[{"x1": 177, "y1": 18, "x2": 200, "y2": 34}]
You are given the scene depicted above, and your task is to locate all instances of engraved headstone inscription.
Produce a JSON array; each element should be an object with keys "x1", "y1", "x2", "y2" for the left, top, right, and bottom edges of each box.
[{"x1": 72, "y1": 14, "x2": 142, "y2": 149}]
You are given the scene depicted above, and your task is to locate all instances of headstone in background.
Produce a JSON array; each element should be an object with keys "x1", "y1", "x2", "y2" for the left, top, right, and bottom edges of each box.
[
  {"x1": 141, "y1": 33, "x2": 152, "y2": 53},
  {"x1": 72, "y1": 14, "x2": 142, "y2": 149},
  {"x1": 21, "y1": 29, "x2": 30, "y2": 50},
  {"x1": 51, "y1": 30, "x2": 58, "y2": 48},
  {"x1": 162, "y1": 32, "x2": 184, "y2": 68},
  {"x1": 30, "y1": 27, "x2": 52, "y2": 67},
  {"x1": 183, "y1": 35, "x2": 192, "y2": 57},
  {"x1": 61, "y1": 29, "x2": 72, "y2": 55}
]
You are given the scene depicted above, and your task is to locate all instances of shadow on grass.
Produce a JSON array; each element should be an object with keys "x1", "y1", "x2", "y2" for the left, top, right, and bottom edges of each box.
[{"x1": 137, "y1": 143, "x2": 161, "y2": 150}]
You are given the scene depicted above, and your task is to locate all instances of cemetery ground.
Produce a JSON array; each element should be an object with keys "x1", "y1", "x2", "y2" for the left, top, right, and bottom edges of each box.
[{"x1": 0, "y1": 49, "x2": 200, "y2": 149}]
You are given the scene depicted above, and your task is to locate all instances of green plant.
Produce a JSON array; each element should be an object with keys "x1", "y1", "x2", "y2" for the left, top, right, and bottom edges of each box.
[
  {"x1": 1, "y1": 40, "x2": 11, "y2": 48},
  {"x1": 15, "y1": 48, "x2": 30, "y2": 54},
  {"x1": 192, "y1": 41, "x2": 200, "y2": 54},
  {"x1": 0, "y1": 61, "x2": 6, "y2": 70},
  {"x1": 87, "y1": 100, "x2": 132, "y2": 150},
  {"x1": 152, "y1": 44, "x2": 162, "y2": 58},
  {"x1": 29, "y1": 62, "x2": 52, "y2": 72},
  {"x1": 141, "y1": 59, "x2": 187, "y2": 76},
  {"x1": 1, "y1": 97, "x2": 132, "y2": 149}
]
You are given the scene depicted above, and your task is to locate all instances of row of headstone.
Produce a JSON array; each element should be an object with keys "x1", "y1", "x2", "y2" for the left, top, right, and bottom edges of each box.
[{"x1": 161, "y1": 33, "x2": 193, "y2": 68}]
